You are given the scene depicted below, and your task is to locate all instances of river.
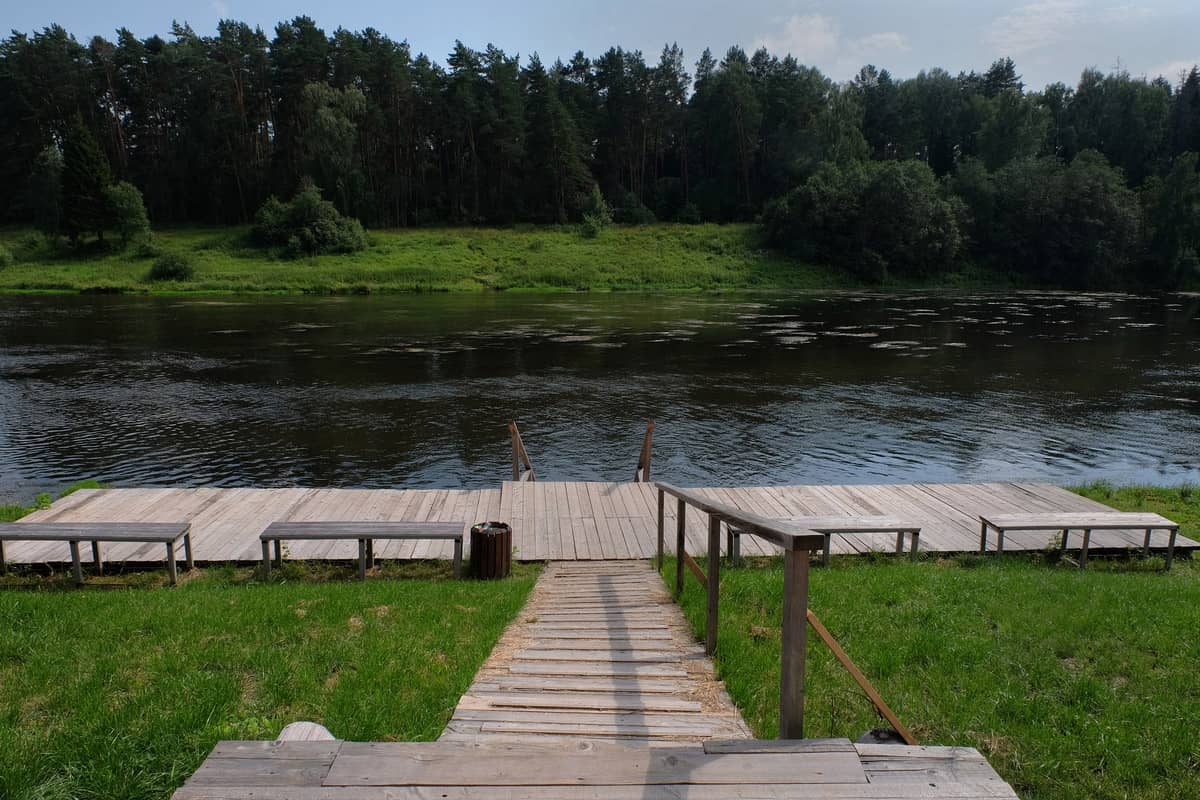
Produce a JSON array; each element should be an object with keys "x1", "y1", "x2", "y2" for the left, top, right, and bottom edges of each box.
[{"x1": 1, "y1": 291, "x2": 1197, "y2": 502}]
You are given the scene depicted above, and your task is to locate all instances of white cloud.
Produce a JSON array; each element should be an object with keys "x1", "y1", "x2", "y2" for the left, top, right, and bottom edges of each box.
[
  {"x1": 756, "y1": 14, "x2": 909, "y2": 71},
  {"x1": 1146, "y1": 58, "x2": 1199, "y2": 82},
  {"x1": 987, "y1": 0, "x2": 1084, "y2": 55},
  {"x1": 211, "y1": 0, "x2": 230, "y2": 18}
]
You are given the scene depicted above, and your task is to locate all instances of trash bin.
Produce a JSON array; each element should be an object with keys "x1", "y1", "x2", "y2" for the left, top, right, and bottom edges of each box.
[{"x1": 470, "y1": 522, "x2": 512, "y2": 579}]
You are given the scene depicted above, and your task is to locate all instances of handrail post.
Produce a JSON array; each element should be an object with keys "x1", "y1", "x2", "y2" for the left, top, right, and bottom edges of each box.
[
  {"x1": 706, "y1": 514, "x2": 721, "y2": 655},
  {"x1": 509, "y1": 421, "x2": 520, "y2": 482},
  {"x1": 639, "y1": 421, "x2": 655, "y2": 482},
  {"x1": 779, "y1": 546, "x2": 811, "y2": 739},
  {"x1": 674, "y1": 499, "x2": 686, "y2": 597},
  {"x1": 656, "y1": 488, "x2": 665, "y2": 570}
]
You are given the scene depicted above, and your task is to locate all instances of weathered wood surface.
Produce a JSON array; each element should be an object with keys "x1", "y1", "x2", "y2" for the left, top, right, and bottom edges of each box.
[
  {"x1": 0, "y1": 522, "x2": 190, "y2": 541},
  {"x1": 7, "y1": 481, "x2": 1191, "y2": 565},
  {"x1": 174, "y1": 739, "x2": 1018, "y2": 799},
  {"x1": 980, "y1": 511, "x2": 1178, "y2": 530},
  {"x1": 441, "y1": 560, "x2": 752, "y2": 744},
  {"x1": 261, "y1": 522, "x2": 465, "y2": 540}
]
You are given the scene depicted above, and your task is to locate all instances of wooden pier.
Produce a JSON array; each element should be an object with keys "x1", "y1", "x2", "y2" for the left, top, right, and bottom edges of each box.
[{"x1": 6, "y1": 480, "x2": 1194, "y2": 566}]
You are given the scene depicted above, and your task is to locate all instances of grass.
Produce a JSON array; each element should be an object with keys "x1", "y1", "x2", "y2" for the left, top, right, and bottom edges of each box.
[
  {"x1": 0, "y1": 480, "x2": 106, "y2": 523},
  {"x1": 0, "y1": 561, "x2": 539, "y2": 800},
  {"x1": 0, "y1": 224, "x2": 1015, "y2": 294}
]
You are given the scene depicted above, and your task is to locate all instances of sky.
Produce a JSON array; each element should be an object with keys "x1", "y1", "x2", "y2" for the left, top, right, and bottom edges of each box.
[{"x1": 7, "y1": 0, "x2": 1199, "y2": 90}]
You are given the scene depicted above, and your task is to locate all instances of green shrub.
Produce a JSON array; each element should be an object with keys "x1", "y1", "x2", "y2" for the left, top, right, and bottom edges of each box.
[
  {"x1": 676, "y1": 203, "x2": 703, "y2": 224},
  {"x1": 133, "y1": 238, "x2": 163, "y2": 259},
  {"x1": 615, "y1": 192, "x2": 656, "y2": 225},
  {"x1": 105, "y1": 181, "x2": 151, "y2": 246},
  {"x1": 147, "y1": 253, "x2": 195, "y2": 282},
  {"x1": 252, "y1": 185, "x2": 367, "y2": 258},
  {"x1": 579, "y1": 185, "x2": 612, "y2": 239}
]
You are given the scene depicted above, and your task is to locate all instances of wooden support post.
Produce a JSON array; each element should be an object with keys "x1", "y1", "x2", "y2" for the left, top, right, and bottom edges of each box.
[
  {"x1": 1143, "y1": 528, "x2": 1152, "y2": 557},
  {"x1": 656, "y1": 488, "x2": 665, "y2": 570},
  {"x1": 1166, "y1": 528, "x2": 1177, "y2": 571},
  {"x1": 978, "y1": 519, "x2": 988, "y2": 553},
  {"x1": 509, "y1": 421, "x2": 520, "y2": 482},
  {"x1": 909, "y1": 531, "x2": 919, "y2": 562},
  {"x1": 91, "y1": 540, "x2": 102, "y2": 576},
  {"x1": 453, "y1": 538, "x2": 463, "y2": 578},
  {"x1": 1079, "y1": 529, "x2": 1091, "y2": 569},
  {"x1": 997, "y1": 528, "x2": 1006, "y2": 554},
  {"x1": 1061, "y1": 529, "x2": 1069, "y2": 553},
  {"x1": 822, "y1": 533, "x2": 832, "y2": 567},
  {"x1": 261, "y1": 540, "x2": 272, "y2": 579},
  {"x1": 366, "y1": 539, "x2": 375, "y2": 569},
  {"x1": 184, "y1": 532, "x2": 194, "y2": 571},
  {"x1": 779, "y1": 547, "x2": 809, "y2": 739},
  {"x1": 357, "y1": 539, "x2": 367, "y2": 580},
  {"x1": 637, "y1": 421, "x2": 655, "y2": 483},
  {"x1": 165, "y1": 541, "x2": 178, "y2": 586},
  {"x1": 705, "y1": 514, "x2": 721, "y2": 656},
  {"x1": 0, "y1": 540, "x2": 5, "y2": 573},
  {"x1": 726, "y1": 525, "x2": 734, "y2": 565},
  {"x1": 273, "y1": 538, "x2": 282, "y2": 567},
  {"x1": 894, "y1": 531, "x2": 903, "y2": 555},
  {"x1": 69, "y1": 540, "x2": 83, "y2": 585},
  {"x1": 674, "y1": 499, "x2": 686, "y2": 598}
]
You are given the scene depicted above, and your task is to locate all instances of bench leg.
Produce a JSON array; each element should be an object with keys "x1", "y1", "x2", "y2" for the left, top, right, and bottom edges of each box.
[
  {"x1": 1079, "y1": 529, "x2": 1091, "y2": 570},
  {"x1": 909, "y1": 531, "x2": 919, "y2": 562},
  {"x1": 453, "y1": 538, "x2": 463, "y2": 578},
  {"x1": 184, "y1": 533, "x2": 194, "y2": 571},
  {"x1": 91, "y1": 540, "x2": 102, "y2": 576},
  {"x1": 733, "y1": 532, "x2": 741, "y2": 566},
  {"x1": 273, "y1": 538, "x2": 282, "y2": 567},
  {"x1": 997, "y1": 529, "x2": 1005, "y2": 555},
  {"x1": 1061, "y1": 529, "x2": 1069, "y2": 553},
  {"x1": 0, "y1": 540, "x2": 5, "y2": 573},
  {"x1": 358, "y1": 539, "x2": 367, "y2": 580},
  {"x1": 69, "y1": 540, "x2": 83, "y2": 585},
  {"x1": 261, "y1": 540, "x2": 272, "y2": 579},
  {"x1": 166, "y1": 541, "x2": 178, "y2": 585},
  {"x1": 367, "y1": 539, "x2": 375, "y2": 569},
  {"x1": 726, "y1": 526, "x2": 734, "y2": 565},
  {"x1": 1143, "y1": 528, "x2": 1152, "y2": 558},
  {"x1": 1166, "y1": 529, "x2": 1177, "y2": 571},
  {"x1": 979, "y1": 520, "x2": 988, "y2": 553},
  {"x1": 822, "y1": 533, "x2": 831, "y2": 567}
]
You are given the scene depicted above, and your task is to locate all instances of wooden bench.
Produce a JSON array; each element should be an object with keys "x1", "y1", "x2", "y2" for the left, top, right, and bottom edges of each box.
[
  {"x1": 728, "y1": 516, "x2": 921, "y2": 566},
  {"x1": 979, "y1": 512, "x2": 1180, "y2": 569},
  {"x1": 0, "y1": 523, "x2": 193, "y2": 585},
  {"x1": 260, "y1": 521, "x2": 466, "y2": 579}
]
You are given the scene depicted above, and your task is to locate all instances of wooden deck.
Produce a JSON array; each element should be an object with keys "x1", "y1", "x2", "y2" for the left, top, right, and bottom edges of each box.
[
  {"x1": 6, "y1": 481, "x2": 1194, "y2": 566},
  {"x1": 174, "y1": 561, "x2": 1019, "y2": 799}
]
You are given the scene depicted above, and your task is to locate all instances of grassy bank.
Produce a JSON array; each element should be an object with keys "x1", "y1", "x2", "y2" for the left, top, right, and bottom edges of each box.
[
  {"x1": 0, "y1": 562, "x2": 538, "y2": 800},
  {"x1": 660, "y1": 481, "x2": 1200, "y2": 799},
  {"x1": 0, "y1": 224, "x2": 1012, "y2": 294}
]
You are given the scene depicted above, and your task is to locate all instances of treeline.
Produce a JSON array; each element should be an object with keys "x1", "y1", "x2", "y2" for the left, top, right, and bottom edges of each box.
[{"x1": 2, "y1": 19, "x2": 1199, "y2": 285}]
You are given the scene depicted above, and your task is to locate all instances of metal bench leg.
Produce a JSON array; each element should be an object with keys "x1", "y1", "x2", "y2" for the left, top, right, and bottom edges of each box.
[
  {"x1": 1166, "y1": 529, "x2": 1177, "y2": 571},
  {"x1": 184, "y1": 533, "x2": 194, "y2": 571},
  {"x1": 1143, "y1": 528, "x2": 1152, "y2": 558},
  {"x1": 91, "y1": 540, "x2": 102, "y2": 576},
  {"x1": 979, "y1": 520, "x2": 988, "y2": 553},
  {"x1": 261, "y1": 540, "x2": 271, "y2": 579},
  {"x1": 358, "y1": 539, "x2": 367, "y2": 580},
  {"x1": 909, "y1": 531, "x2": 919, "y2": 562},
  {"x1": 1079, "y1": 529, "x2": 1091, "y2": 570},
  {"x1": 69, "y1": 540, "x2": 83, "y2": 585},
  {"x1": 822, "y1": 533, "x2": 831, "y2": 567},
  {"x1": 453, "y1": 538, "x2": 463, "y2": 578},
  {"x1": 166, "y1": 541, "x2": 178, "y2": 585}
]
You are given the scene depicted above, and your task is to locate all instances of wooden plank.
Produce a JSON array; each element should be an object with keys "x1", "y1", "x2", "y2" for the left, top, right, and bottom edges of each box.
[
  {"x1": 980, "y1": 512, "x2": 1177, "y2": 530},
  {"x1": 459, "y1": 692, "x2": 703, "y2": 712},
  {"x1": 324, "y1": 746, "x2": 867, "y2": 786}
]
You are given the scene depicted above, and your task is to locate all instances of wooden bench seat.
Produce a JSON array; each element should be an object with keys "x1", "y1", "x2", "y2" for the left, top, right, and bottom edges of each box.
[
  {"x1": 728, "y1": 516, "x2": 921, "y2": 566},
  {"x1": 260, "y1": 521, "x2": 466, "y2": 579},
  {"x1": 979, "y1": 512, "x2": 1180, "y2": 569},
  {"x1": 0, "y1": 522, "x2": 193, "y2": 584}
]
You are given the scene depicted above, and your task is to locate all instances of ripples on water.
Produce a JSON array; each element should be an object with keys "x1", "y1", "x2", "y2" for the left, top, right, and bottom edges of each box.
[{"x1": 0, "y1": 291, "x2": 1198, "y2": 502}]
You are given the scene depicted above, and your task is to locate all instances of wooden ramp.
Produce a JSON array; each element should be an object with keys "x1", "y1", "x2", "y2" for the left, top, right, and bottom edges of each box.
[
  {"x1": 6, "y1": 481, "x2": 1193, "y2": 566},
  {"x1": 174, "y1": 561, "x2": 1019, "y2": 799},
  {"x1": 442, "y1": 560, "x2": 751, "y2": 743}
]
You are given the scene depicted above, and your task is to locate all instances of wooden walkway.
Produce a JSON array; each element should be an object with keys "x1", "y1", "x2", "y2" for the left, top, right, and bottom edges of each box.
[
  {"x1": 174, "y1": 560, "x2": 1019, "y2": 799},
  {"x1": 442, "y1": 560, "x2": 751, "y2": 743},
  {"x1": 7, "y1": 481, "x2": 1194, "y2": 566}
]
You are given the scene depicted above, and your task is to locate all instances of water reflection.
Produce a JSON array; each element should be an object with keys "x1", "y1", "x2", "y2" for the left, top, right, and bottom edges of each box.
[{"x1": 0, "y1": 291, "x2": 1197, "y2": 502}]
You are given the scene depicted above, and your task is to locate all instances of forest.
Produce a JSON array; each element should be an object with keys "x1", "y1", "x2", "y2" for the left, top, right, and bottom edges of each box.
[{"x1": 1, "y1": 18, "x2": 1199, "y2": 286}]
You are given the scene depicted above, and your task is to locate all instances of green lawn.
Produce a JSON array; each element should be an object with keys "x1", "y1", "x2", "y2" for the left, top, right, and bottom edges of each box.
[
  {"x1": 661, "y1": 477, "x2": 1200, "y2": 800},
  {"x1": 0, "y1": 563, "x2": 538, "y2": 800},
  {"x1": 0, "y1": 224, "x2": 1013, "y2": 294}
]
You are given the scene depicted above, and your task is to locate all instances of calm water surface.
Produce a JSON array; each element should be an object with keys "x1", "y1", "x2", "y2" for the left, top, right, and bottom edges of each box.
[{"x1": 1, "y1": 292, "x2": 1198, "y2": 502}]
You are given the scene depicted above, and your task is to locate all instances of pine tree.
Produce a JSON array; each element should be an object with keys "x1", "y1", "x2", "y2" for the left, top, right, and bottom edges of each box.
[{"x1": 61, "y1": 116, "x2": 112, "y2": 242}]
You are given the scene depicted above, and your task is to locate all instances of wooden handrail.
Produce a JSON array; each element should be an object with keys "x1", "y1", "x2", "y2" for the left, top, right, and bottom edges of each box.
[
  {"x1": 633, "y1": 421, "x2": 655, "y2": 482},
  {"x1": 654, "y1": 480, "x2": 916, "y2": 743},
  {"x1": 508, "y1": 421, "x2": 535, "y2": 482},
  {"x1": 655, "y1": 481, "x2": 820, "y2": 739}
]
